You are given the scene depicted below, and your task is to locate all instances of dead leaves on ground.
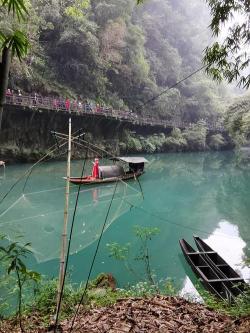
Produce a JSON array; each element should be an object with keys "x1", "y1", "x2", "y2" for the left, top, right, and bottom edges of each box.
[{"x1": 1, "y1": 295, "x2": 250, "y2": 332}]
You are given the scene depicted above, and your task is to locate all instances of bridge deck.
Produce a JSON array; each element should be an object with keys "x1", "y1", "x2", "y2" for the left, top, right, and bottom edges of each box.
[{"x1": 4, "y1": 94, "x2": 224, "y2": 131}]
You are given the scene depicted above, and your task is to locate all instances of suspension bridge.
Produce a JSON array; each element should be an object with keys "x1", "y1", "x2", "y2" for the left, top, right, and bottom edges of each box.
[{"x1": 4, "y1": 93, "x2": 224, "y2": 132}]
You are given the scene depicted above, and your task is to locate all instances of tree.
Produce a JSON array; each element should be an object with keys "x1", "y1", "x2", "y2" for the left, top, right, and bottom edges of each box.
[
  {"x1": 224, "y1": 92, "x2": 250, "y2": 145},
  {"x1": 204, "y1": 0, "x2": 250, "y2": 89},
  {"x1": 0, "y1": 0, "x2": 29, "y2": 131}
]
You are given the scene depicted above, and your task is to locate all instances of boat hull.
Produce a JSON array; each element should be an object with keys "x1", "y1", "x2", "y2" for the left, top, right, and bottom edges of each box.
[
  {"x1": 180, "y1": 239, "x2": 236, "y2": 301},
  {"x1": 193, "y1": 236, "x2": 246, "y2": 296},
  {"x1": 68, "y1": 171, "x2": 143, "y2": 185}
]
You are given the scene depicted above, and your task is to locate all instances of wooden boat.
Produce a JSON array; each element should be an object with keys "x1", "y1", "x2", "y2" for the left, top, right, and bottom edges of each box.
[
  {"x1": 180, "y1": 239, "x2": 236, "y2": 301},
  {"x1": 68, "y1": 157, "x2": 148, "y2": 185},
  {"x1": 193, "y1": 236, "x2": 246, "y2": 296},
  {"x1": 68, "y1": 171, "x2": 143, "y2": 185}
]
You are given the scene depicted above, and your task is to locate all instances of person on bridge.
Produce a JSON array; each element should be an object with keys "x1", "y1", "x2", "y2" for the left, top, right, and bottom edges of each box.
[
  {"x1": 17, "y1": 89, "x2": 22, "y2": 104},
  {"x1": 53, "y1": 98, "x2": 58, "y2": 110},
  {"x1": 65, "y1": 98, "x2": 70, "y2": 111},
  {"x1": 6, "y1": 89, "x2": 12, "y2": 103},
  {"x1": 78, "y1": 101, "x2": 82, "y2": 111},
  {"x1": 92, "y1": 158, "x2": 99, "y2": 179},
  {"x1": 33, "y1": 92, "x2": 38, "y2": 106}
]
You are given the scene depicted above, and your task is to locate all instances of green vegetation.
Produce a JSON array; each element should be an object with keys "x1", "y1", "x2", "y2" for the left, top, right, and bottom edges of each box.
[
  {"x1": 107, "y1": 225, "x2": 160, "y2": 285},
  {"x1": 119, "y1": 126, "x2": 228, "y2": 153},
  {"x1": 208, "y1": 133, "x2": 226, "y2": 150},
  {"x1": 224, "y1": 92, "x2": 250, "y2": 146},
  {"x1": 0, "y1": 235, "x2": 40, "y2": 331},
  {"x1": 198, "y1": 286, "x2": 250, "y2": 318}
]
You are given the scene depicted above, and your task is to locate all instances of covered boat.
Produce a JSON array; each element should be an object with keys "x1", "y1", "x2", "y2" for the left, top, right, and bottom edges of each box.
[{"x1": 68, "y1": 156, "x2": 148, "y2": 185}]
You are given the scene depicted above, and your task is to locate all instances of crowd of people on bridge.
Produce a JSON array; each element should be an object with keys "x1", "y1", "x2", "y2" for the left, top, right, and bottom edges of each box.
[
  {"x1": 5, "y1": 88, "x2": 136, "y2": 119},
  {"x1": 5, "y1": 88, "x2": 222, "y2": 130}
]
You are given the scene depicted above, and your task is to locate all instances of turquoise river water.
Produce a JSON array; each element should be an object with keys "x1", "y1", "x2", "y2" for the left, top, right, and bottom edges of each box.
[{"x1": 0, "y1": 151, "x2": 250, "y2": 297}]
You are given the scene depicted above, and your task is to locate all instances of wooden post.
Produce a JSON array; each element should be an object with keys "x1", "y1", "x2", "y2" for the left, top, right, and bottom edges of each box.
[{"x1": 55, "y1": 116, "x2": 72, "y2": 324}]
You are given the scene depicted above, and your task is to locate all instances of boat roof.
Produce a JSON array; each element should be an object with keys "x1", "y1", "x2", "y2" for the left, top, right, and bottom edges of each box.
[{"x1": 112, "y1": 156, "x2": 149, "y2": 164}]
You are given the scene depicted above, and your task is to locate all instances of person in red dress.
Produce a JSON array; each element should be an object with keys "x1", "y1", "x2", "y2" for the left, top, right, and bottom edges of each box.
[
  {"x1": 92, "y1": 158, "x2": 99, "y2": 178},
  {"x1": 65, "y1": 98, "x2": 70, "y2": 111}
]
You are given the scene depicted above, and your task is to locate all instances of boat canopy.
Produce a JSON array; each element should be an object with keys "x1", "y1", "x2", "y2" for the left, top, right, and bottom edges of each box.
[
  {"x1": 111, "y1": 157, "x2": 149, "y2": 164},
  {"x1": 99, "y1": 165, "x2": 125, "y2": 179}
]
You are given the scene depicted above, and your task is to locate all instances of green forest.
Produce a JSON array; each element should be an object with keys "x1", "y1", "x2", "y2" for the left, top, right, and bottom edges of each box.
[{"x1": 1, "y1": 0, "x2": 229, "y2": 124}]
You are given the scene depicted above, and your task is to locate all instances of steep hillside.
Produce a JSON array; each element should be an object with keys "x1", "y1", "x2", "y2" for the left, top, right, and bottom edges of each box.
[{"x1": 4, "y1": 0, "x2": 229, "y2": 123}]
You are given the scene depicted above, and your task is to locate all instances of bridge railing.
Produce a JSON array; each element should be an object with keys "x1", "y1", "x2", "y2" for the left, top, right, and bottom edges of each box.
[{"x1": 5, "y1": 93, "x2": 223, "y2": 131}]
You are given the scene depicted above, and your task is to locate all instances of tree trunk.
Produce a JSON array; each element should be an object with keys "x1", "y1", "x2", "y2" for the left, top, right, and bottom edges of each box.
[{"x1": 0, "y1": 47, "x2": 11, "y2": 132}]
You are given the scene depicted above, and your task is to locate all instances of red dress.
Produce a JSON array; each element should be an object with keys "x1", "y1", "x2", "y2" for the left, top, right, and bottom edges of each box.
[
  {"x1": 65, "y1": 99, "x2": 70, "y2": 111},
  {"x1": 92, "y1": 160, "x2": 99, "y2": 178}
]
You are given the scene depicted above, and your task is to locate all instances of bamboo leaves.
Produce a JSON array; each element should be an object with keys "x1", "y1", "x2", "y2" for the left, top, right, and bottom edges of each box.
[
  {"x1": 204, "y1": 0, "x2": 250, "y2": 89},
  {"x1": 5, "y1": 30, "x2": 29, "y2": 59},
  {"x1": 1, "y1": 0, "x2": 28, "y2": 21},
  {"x1": 0, "y1": 0, "x2": 29, "y2": 58}
]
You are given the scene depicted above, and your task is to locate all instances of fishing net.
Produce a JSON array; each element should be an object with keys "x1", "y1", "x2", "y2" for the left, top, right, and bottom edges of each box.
[{"x1": 0, "y1": 178, "x2": 142, "y2": 263}]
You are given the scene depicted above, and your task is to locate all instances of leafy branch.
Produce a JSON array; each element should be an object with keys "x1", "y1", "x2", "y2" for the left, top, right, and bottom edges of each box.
[
  {"x1": 107, "y1": 225, "x2": 160, "y2": 286},
  {"x1": 0, "y1": 239, "x2": 41, "y2": 332}
]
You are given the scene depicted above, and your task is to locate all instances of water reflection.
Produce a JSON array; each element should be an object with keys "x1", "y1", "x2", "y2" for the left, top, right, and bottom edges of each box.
[
  {"x1": 204, "y1": 220, "x2": 250, "y2": 281},
  {"x1": 179, "y1": 277, "x2": 203, "y2": 302}
]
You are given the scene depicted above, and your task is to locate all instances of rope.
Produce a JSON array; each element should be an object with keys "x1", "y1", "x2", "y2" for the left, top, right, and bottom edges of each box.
[
  {"x1": 54, "y1": 147, "x2": 89, "y2": 331},
  {"x1": 0, "y1": 146, "x2": 56, "y2": 207},
  {"x1": 135, "y1": 175, "x2": 144, "y2": 200},
  {"x1": 22, "y1": 147, "x2": 68, "y2": 194},
  {"x1": 69, "y1": 180, "x2": 119, "y2": 333},
  {"x1": 0, "y1": 128, "x2": 82, "y2": 207}
]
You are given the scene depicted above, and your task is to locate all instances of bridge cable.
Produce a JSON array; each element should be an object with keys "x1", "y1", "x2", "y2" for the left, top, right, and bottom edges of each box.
[
  {"x1": 0, "y1": 144, "x2": 58, "y2": 207},
  {"x1": 136, "y1": 65, "x2": 207, "y2": 110},
  {"x1": 68, "y1": 180, "x2": 119, "y2": 333},
  {"x1": 123, "y1": 202, "x2": 250, "y2": 243},
  {"x1": 22, "y1": 147, "x2": 68, "y2": 194}
]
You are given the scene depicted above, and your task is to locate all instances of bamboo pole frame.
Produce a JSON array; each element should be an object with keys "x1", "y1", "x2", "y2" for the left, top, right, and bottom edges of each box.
[{"x1": 55, "y1": 117, "x2": 72, "y2": 323}]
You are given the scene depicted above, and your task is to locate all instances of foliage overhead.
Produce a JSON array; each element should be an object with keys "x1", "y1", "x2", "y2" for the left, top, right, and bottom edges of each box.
[
  {"x1": 204, "y1": 0, "x2": 250, "y2": 89},
  {"x1": 1, "y1": 0, "x2": 28, "y2": 21}
]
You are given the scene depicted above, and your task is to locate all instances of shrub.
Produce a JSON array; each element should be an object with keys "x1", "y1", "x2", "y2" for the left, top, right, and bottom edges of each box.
[
  {"x1": 163, "y1": 128, "x2": 187, "y2": 152},
  {"x1": 209, "y1": 134, "x2": 226, "y2": 150},
  {"x1": 183, "y1": 121, "x2": 207, "y2": 151}
]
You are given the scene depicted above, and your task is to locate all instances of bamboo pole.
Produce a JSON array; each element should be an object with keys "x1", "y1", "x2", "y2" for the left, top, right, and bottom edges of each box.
[{"x1": 55, "y1": 117, "x2": 72, "y2": 323}]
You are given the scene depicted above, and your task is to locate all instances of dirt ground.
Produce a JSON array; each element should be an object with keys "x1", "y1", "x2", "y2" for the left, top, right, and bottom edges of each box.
[{"x1": 1, "y1": 295, "x2": 250, "y2": 333}]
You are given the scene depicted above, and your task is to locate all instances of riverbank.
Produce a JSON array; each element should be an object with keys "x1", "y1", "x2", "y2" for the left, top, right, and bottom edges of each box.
[
  {"x1": 1, "y1": 294, "x2": 250, "y2": 333},
  {"x1": 1, "y1": 271, "x2": 250, "y2": 333},
  {"x1": 0, "y1": 106, "x2": 233, "y2": 163}
]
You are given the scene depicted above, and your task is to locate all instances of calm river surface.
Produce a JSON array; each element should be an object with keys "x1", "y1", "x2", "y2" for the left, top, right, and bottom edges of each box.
[{"x1": 1, "y1": 151, "x2": 250, "y2": 297}]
